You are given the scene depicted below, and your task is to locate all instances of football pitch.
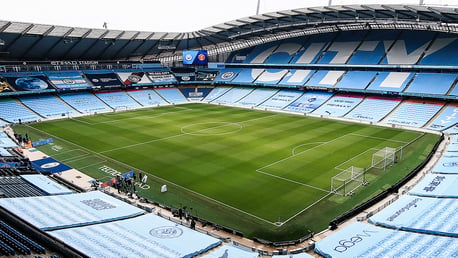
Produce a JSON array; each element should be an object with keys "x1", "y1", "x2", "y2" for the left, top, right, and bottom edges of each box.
[{"x1": 15, "y1": 103, "x2": 440, "y2": 241}]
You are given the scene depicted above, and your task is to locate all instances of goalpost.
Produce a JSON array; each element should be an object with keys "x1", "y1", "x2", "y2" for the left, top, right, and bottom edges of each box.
[
  {"x1": 372, "y1": 147, "x2": 397, "y2": 170},
  {"x1": 331, "y1": 166, "x2": 367, "y2": 196}
]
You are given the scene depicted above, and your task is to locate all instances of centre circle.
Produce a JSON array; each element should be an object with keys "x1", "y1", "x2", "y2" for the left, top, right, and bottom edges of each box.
[{"x1": 181, "y1": 122, "x2": 243, "y2": 136}]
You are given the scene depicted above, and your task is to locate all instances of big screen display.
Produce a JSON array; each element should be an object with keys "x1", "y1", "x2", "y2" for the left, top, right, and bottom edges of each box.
[{"x1": 182, "y1": 50, "x2": 208, "y2": 65}]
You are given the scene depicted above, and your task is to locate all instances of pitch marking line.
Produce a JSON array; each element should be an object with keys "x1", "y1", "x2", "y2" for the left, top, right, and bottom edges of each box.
[
  {"x1": 72, "y1": 107, "x2": 193, "y2": 125},
  {"x1": 100, "y1": 114, "x2": 277, "y2": 154},
  {"x1": 51, "y1": 148, "x2": 88, "y2": 157},
  {"x1": 333, "y1": 147, "x2": 381, "y2": 171},
  {"x1": 24, "y1": 124, "x2": 277, "y2": 226}
]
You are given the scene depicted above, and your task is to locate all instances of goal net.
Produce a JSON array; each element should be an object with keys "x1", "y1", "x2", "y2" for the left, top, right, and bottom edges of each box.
[
  {"x1": 372, "y1": 147, "x2": 397, "y2": 170},
  {"x1": 331, "y1": 166, "x2": 366, "y2": 196}
]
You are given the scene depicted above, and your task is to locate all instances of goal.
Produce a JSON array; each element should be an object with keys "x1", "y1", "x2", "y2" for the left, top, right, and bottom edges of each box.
[
  {"x1": 331, "y1": 166, "x2": 366, "y2": 196},
  {"x1": 372, "y1": 147, "x2": 397, "y2": 170}
]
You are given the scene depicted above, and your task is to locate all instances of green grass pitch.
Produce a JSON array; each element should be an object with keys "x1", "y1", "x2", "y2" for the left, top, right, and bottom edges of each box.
[{"x1": 15, "y1": 103, "x2": 440, "y2": 241}]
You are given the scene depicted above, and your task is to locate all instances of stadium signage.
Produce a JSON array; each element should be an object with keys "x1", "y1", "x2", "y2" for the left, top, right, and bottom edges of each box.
[
  {"x1": 99, "y1": 165, "x2": 150, "y2": 189},
  {"x1": 333, "y1": 229, "x2": 378, "y2": 253},
  {"x1": 50, "y1": 61, "x2": 99, "y2": 66},
  {"x1": 149, "y1": 226, "x2": 183, "y2": 239},
  {"x1": 386, "y1": 198, "x2": 422, "y2": 222},
  {"x1": 423, "y1": 176, "x2": 446, "y2": 192}
]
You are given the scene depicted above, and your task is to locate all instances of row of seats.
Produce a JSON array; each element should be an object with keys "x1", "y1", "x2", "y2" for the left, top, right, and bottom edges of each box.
[
  {"x1": 0, "y1": 177, "x2": 45, "y2": 198},
  {"x1": 0, "y1": 220, "x2": 45, "y2": 255},
  {"x1": 233, "y1": 30, "x2": 458, "y2": 65},
  {"x1": 0, "y1": 87, "x2": 454, "y2": 132},
  {"x1": 214, "y1": 69, "x2": 458, "y2": 96}
]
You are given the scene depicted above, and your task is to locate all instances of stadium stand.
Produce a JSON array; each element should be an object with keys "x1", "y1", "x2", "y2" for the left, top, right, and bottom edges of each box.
[
  {"x1": 0, "y1": 99, "x2": 41, "y2": 123},
  {"x1": 382, "y1": 100, "x2": 444, "y2": 127},
  {"x1": 344, "y1": 97, "x2": 401, "y2": 122},
  {"x1": 408, "y1": 173, "x2": 458, "y2": 198},
  {"x1": 347, "y1": 30, "x2": 400, "y2": 64},
  {"x1": 334, "y1": 71, "x2": 377, "y2": 90},
  {"x1": 154, "y1": 88, "x2": 187, "y2": 103},
  {"x1": 202, "y1": 244, "x2": 260, "y2": 258},
  {"x1": 366, "y1": 72, "x2": 414, "y2": 92},
  {"x1": 211, "y1": 87, "x2": 254, "y2": 105},
  {"x1": 404, "y1": 73, "x2": 457, "y2": 95},
  {"x1": 213, "y1": 68, "x2": 241, "y2": 83},
  {"x1": 48, "y1": 213, "x2": 222, "y2": 258},
  {"x1": 0, "y1": 220, "x2": 46, "y2": 255},
  {"x1": 278, "y1": 69, "x2": 314, "y2": 87},
  {"x1": 419, "y1": 33, "x2": 458, "y2": 65},
  {"x1": 425, "y1": 104, "x2": 458, "y2": 131},
  {"x1": 179, "y1": 87, "x2": 212, "y2": 101},
  {"x1": 381, "y1": 31, "x2": 436, "y2": 65},
  {"x1": 0, "y1": 191, "x2": 145, "y2": 230},
  {"x1": 235, "y1": 88, "x2": 278, "y2": 107},
  {"x1": 368, "y1": 195, "x2": 458, "y2": 237},
  {"x1": 264, "y1": 41, "x2": 303, "y2": 63},
  {"x1": 305, "y1": 70, "x2": 345, "y2": 88},
  {"x1": 231, "y1": 69, "x2": 262, "y2": 84},
  {"x1": 126, "y1": 89, "x2": 167, "y2": 106},
  {"x1": 203, "y1": 87, "x2": 232, "y2": 102},
  {"x1": 312, "y1": 94, "x2": 364, "y2": 117},
  {"x1": 317, "y1": 31, "x2": 368, "y2": 64},
  {"x1": 0, "y1": 177, "x2": 45, "y2": 198},
  {"x1": 258, "y1": 89, "x2": 304, "y2": 110},
  {"x1": 19, "y1": 95, "x2": 79, "y2": 118},
  {"x1": 431, "y1": 155, "x2": 458, "y2": 174},
  {"x1": 314, "y1": 222, "x2": 458, "y2": 257},
  {"x1": 95, "y1": 91, "x2": 141, "y2": 110},
  {"x1": 254, "y1": 69, "x2": 289, "y2": 85},
  {"x1": 285, "y1": 91, "x2": 333, "y2": 113},
  {"x1": 59, "y1": 92, "x2": 112, "y2": 114}
]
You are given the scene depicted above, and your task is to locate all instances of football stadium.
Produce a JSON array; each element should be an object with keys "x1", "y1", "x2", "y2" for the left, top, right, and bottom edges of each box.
[{"x1": 0, "y1": 0, "x2": 457, "y2": 257}]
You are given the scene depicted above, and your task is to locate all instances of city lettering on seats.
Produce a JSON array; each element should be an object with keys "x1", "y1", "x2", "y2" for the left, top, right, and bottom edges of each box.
[
  {"x1": 249, "y1": 38, "x2": 455, "y2": 84},
  {"x1": 333, "y1": 229, "x2": 379, "y2": 253}
]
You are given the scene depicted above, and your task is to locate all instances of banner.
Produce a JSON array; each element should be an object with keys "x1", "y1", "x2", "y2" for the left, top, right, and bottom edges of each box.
[
  {"x1": 195, "y1": 70, "x2": 218, "y2": 81},
  {"x1": 146, "y1": 71, "x2": 177, "y2": 83},
  {"x1": 4, "y1": 75, "x2": 54, "y2": 91},
  {"x1": 84, "y1": 72, "x2": 123, "y2": 89},
  {"x1": 117, "y1": 72, "x2": 152, "y2": 86},
  {"x1": 46, "y1": 72, "x2": 91, "y2": 90}
]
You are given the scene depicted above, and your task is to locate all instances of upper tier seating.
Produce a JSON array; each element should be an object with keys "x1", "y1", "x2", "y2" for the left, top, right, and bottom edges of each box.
[
  {"x1": 59, "y1": 93, "x2": 112, "y2": 114},
  {"x1": 404, "y1": 73, "x2": 457, "y2": 95},
  {"x1": 335, "y1": 71, "x2": 377, "y2": 90},
  {"x1": 19, "y1": 95, "x2": 79, "y2": 118},
  {"x1": 366, "y1": 72, "x2": 414, "y2": 92}
]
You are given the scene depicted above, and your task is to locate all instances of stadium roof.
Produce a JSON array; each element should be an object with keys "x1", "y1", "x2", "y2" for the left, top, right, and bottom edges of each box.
[{"x1": 0, "y1": 4, "x2": 458, "y2": 62}]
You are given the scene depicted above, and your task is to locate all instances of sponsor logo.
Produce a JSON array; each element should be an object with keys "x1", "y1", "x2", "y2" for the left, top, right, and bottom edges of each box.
[
  {"x1": 197, "y1": 53, "x2": 206, "y2": 61},
  {"x1": 185, "y1": 54, "x2": 193, "y2": 61},
  {"x1": 63, "y1": 79, "x2": 76, "y2": 84},
  {"x1": 149, "y1": 226, "x2": 183, "y2": 239},
  {"x1": 333, "y1": 230, "x2": 378, "y2": 253},
  {"x1": 443, "y1": 162, "x2": 458, "y2": 167},
  {"x1": 41, "y1": 162, "x2": 60, "y2": 169},
  {"x1": 221, "y1": 72, "x2": 234, "y2": 80},
  {"x1": 181, "y1": 76, "x2": 191, "y2": 81},
  {"x1": 92, "y1": 78, "x2": 100, "y2": 83},
  {"x1": 127, "y1": 74, "x2": 142, "y2": 83}
]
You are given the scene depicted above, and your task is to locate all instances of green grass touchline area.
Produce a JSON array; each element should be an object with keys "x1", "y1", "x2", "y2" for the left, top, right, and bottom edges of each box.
[{"x1": 13, "y1": 103, "x2": 440, "y2": 241}]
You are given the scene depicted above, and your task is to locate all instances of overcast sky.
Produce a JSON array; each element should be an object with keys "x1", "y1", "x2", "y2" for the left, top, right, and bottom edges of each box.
[{"x1": 1, "y1": 0, "x2": 456, "y2": 32}]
